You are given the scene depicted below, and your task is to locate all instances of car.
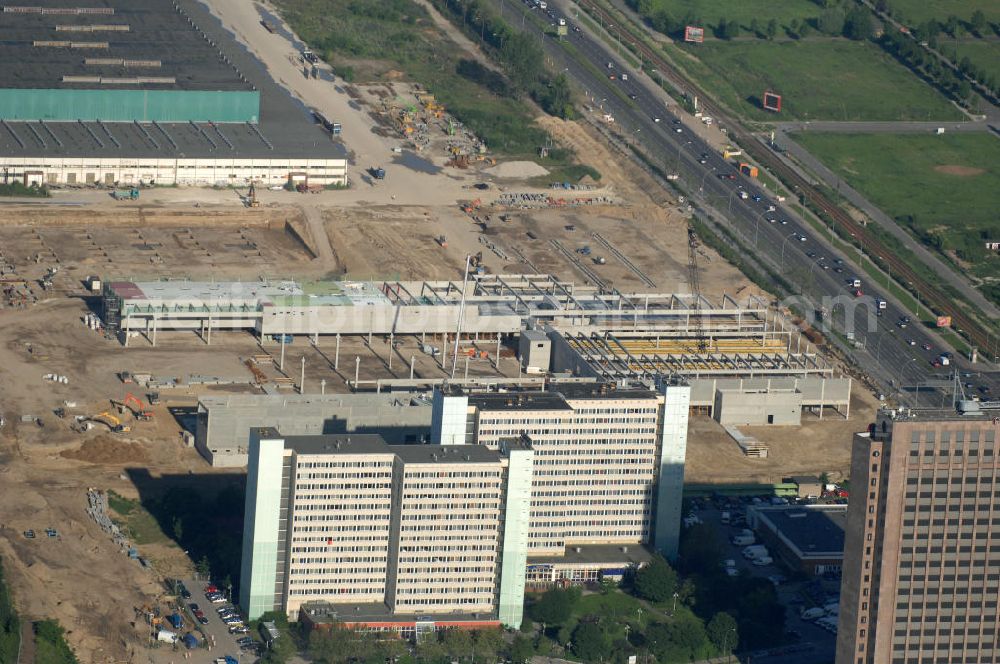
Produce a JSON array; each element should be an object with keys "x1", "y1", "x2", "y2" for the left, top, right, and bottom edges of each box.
[
  {"x1": 806, "y1": 251, "x2": 816, "y2": 258},
  {"x1": 189, "y1": 603, "x2": 200, "y2": 612},
  {"x1": 23, "y1": 530, "x2": 35, "y2": 539},
  {"x1": 897, "y1": 321, "x2": 908, "y2": 329},
  {"x1": 229, "y1": 624, "x2": 250, "y2": 634},
  {"x1": 907, "y1": 339, "x2": 916, "y2": 346},
  {"x1": 194, "y1": 609, "x2": 205, "y2": 618},
  {"x1": 780, "y1": 219, "x2": 788, "y2": 225},
  {"x1": 672, "y1": 118, "x2": 681, "y2": 124},
  {"x1": 834, "y1": 258, "x2": 844, "y2": 265},
  {"x1": 979, "y1": 385, "x2": 992, "y2": 395},
  {"x1": 628, "y1": 93, "x2": 637, "y2": 100},
  {"x1": 767, "y1": 217, "x2": 776, "y2": 224},
  {"x1": 573, "y1": 25, "x2": 581, "y2": 32},
  {"x1": 225, "y1": 618, "x2": 243, "y2": 626},
  {"x1": 900, "y1": 316, "x2": 911, "y2": 324},
  {"x1": 209, "y1": 596, "x2": 226, "y2": 603},
  {"x1": 834, "y1": 266, "x2": 844, "y2": 273},
  {"x1": 198, "y1": 615, "x2": 210, "y2": 624},
  {"x1": 606, "y1": 61, "x2": 614, "y2": 69},
  {"x1": 674, "y1": 127, "x2": 682, "y2": 133},
  {"x1": 653, "y1": 117, "x2": 661, "y2": 122},
  {"x1": 821, "y1": 264, "x2": 830, "y2": 270},
  {"x1": 725, "y1": 173, "x2": 736, "y2": 180},
  {"x1": 236, "y1": 637, "x2": 254, "y2": 647},
  {"x1": 922, "y1": 343, "x2": 932, "y2": 351},
  {"x1": 698, "y1": 156, "x2": 706, "y2": 164},
  {"x1": 608, "y1": 74, "x2": 616, "y2": 80},
  {"x1": 798, "y1": 235, "x2": 807, "y2": 242}
]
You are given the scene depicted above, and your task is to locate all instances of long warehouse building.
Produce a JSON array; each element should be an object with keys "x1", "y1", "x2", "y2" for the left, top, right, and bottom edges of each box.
[{"x1": 0, "y1": 0, "x2": 346, "y2": 186}]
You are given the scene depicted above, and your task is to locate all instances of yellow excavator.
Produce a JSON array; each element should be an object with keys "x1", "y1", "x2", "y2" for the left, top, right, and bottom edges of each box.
[{"x1": 90, "y1": 411, "x2": 131, "y2": 433}]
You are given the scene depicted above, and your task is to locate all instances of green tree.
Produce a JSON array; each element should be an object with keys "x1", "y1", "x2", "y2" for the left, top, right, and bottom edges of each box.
[
  {"x1": 788, "y1": 18, "x2": 800, "y2": 36},
  {"x1": 196, "y1": 555, "x2": 211, "y2": 580},
  {"x1": 666, "y1": 613, "x2": 707, "y2": 656},
  {"x1": 798, "y1": 21, "x2": 812, "y2": 38},
  {"x1": 442, "y1": 628, "x2": 473, "y2": 661},
  {"x1": 633, "y1": 555, "x2": 678, "y2": 603},
  {"x1": 571, "y1": 623, "x2": 609, "y2": 662},
  {"x1": 642, "y1": 623, "x2": 672, "y2": 661},
  {"x1": 944, "y1": 15, "x2": 960, "y2": 36},
  {"x1": 416, "y1": 631, "x2": 446, "y2": 663},
  {"x1": 844, "y1": 8, "x2": 874, "y2": 40},
  {"x1": 536, "y1": 74, "x2": 574, "y2": 119},
  {"x1": 510, "y1": 635, "x2": 534, "y2": 664},
  {"x1": 970, "y1": 10, "x2": 987, "y2": 35},
  {"x1": 34, "y1": 620, "x2": 79, "y2": 664},
  {"x1": 766, "y1": 19, "x2": 778, "y2": 40},
  {"x1": 262, "y1": 631, "x2": 297, "y2": 664},
  {"x1": 474, "y1": 628, "x2": 503, "y2": 661},
  {"x1": 172, "y1": 516, "x2": 183, "y2": 542},
  {"x1": 817, "y1": 8, "x2": 845, "y2": 35},
  {"x1": 529, "y1": 588, "x2": 576, "y2": 625},
  {"x1": 874, "y1": 0, "x2": 891, "y2": 14},
  {"x1": 706, "y1": 612, "x2": 739, "y2": 652},
  {"x1": 749, "y1": 18, "x2": 761, "y2": 37}
]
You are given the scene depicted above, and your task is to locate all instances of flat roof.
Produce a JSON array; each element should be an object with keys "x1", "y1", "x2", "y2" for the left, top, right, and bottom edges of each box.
[
  {"x1": 260, "y1": 429, "x2": 501, "y2": 464},
  {"x1": 0, "y1": 0, "x2": 251, "y2": 92},
  {"x1": 300, "y1": 601, "x2": 496, "y2": 624},
  {"x1": 757, "y1": 506, "x2": 847, "y2": 558},
  {"x1": 467, "y1": 392, "x2": 573, "y2": 412},
  {"x1": 0, "y1": 0, "x2": 344, "y2": 159},
  {"x1": 108, "y1": 280, "x2": 390, "y2": 307},
  {"x1": 527, "y1": 544, "x2": 655, "y2": 567}
]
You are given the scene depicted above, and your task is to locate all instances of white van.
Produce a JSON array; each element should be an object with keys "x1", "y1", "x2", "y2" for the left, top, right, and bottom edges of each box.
[{"x1": 876, "y1": 298, "x2": 887, "y2": 309}]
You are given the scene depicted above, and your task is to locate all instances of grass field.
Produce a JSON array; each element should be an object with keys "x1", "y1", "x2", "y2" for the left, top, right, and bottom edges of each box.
[
  {"x1": 274, "y1": 0, "x2": 553, "y2": 158},
  {"x1": 888, "y1": 0, "x2": 1000, "y2": 26},
  {"x1": 639, "y1": 0, "x2": 817, "y2": 32},
  {"x1": 793, "y1": 132, "x2": 1000, "y2": 285},
  {"x1": 675, "y1": 39, "x2": 963, "y2": 121},
  {"x1": 951, "y1": 41, "x2": 1000, "y2": 83}
]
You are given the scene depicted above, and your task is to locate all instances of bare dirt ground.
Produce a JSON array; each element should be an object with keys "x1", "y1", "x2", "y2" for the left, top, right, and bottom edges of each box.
[{"x1": 685, "y1": 387, "x2": 880, "y2": 485}]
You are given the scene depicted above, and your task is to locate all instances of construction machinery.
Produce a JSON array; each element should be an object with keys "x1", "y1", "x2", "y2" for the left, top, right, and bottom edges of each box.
[
  {"x1": 245, "y1": 182, "x2": 260, "y2": 208},
  {"x1": 114, "y1": 392, "x2": 154, "y2": 421},
  {"x1": 90, "y1": 411, "x2": 131, "y2": 433}
]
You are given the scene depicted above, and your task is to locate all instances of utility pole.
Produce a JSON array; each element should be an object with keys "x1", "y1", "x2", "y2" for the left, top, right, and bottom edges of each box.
[{"x1": 299, "y1": 356, "x2": 305, "y2": 394}]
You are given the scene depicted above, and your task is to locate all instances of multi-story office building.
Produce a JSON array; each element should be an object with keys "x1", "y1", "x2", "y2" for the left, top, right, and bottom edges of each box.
[
  {"x1": 431, "y1": 380, "x2": 690, "y2": 560},
  {"x1": 240, "y1": 428, "x2": 533, "y2": 628},
  {"x1": 836, "y1": 405, "x2": 1000, "y2": 664}
]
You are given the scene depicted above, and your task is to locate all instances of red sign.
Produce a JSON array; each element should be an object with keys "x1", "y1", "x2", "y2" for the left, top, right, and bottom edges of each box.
[
  {"x1": 763, "y1": 91, "x2": 782, "y2": 112},
  {"x1": 936, "y1": 316, "x2": 952, "y2": 328},
  {"x1": 684, "y1": 26, "x2": 704, "y2": 43}
]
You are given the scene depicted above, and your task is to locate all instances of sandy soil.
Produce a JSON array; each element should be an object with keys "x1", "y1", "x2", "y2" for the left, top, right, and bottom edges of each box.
[{"x1": 685, "y1": 387, "x2": 880, "y2": 485}]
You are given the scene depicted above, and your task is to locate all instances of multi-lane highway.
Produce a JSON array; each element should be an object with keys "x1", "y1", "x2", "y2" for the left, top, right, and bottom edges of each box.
[{"x1": 494, "y1": 0, "x2": 999, "y2": 402}]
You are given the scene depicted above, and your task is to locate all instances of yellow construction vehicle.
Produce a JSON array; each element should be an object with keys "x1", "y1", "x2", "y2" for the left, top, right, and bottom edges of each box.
[
  {"x1": 90, "y1": 411, "x2": 131, "y2": 433},
  {"x1": 246, "y1": 181, "x2": 260, "y2": 208}
]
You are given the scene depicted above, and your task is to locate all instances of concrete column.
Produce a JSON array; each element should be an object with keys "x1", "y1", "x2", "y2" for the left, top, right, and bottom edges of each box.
[
  {"x1": 124, "y1": 315, "x2": 130, "y2": 347},
  {"x1": 388, "y1": 333, "x2": 393, "y2": 371},
  {"x1": 819, "y1": 379, "x2": 825, "y2": 421},
  {"x1": 313, "y1": 331, "x2": 319, "y2": 346},
  {"x1": 300, "y1": 356, "x2": 305, "y2": 394},
  {"x1": 421, "y1": 331, "x2": 426, "y2": 344},
  {"x1": 280, "y1": 335, "x2": 286, "y2": 371},
  {"x1": 464, "y1": 355, "x2": 469, "y2": 379},
  {"x1": 151, "y1": 315, "x2": 157, "y2": 347},
  {"x1": 409, "y1": 355, "x2": 415, "y2": 379},
  {"x1": 354, "y1": 356, "x2": 360, "y2": 386},
  {"x1": 207, "y1": 314, "x2": 212, "y2": 345},
  {"x1": 334, "y1": 334, "x2": 341, "y2": 370},
  {"x1": 495, "y1": 333, "x2": 501, "y2": 368},
  {"x1": 368, "y1": 329, "x2": 372, "y2": 346},
  {"x1": 320, "y1": 378, "x2": 326, "y2": 395}
]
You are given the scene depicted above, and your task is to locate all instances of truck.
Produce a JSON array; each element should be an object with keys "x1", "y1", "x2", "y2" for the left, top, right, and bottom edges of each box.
[
  {"x1": 731, "y1": 530, "x2": 755, "y2": 546},
  {"x1": 370, "y1": 166, "x2": 386, "y2": 180},
  {"x1": 112, "y1": 188, "x2": 139, "y2": 200},
  {"x1": 751, "y1": 556, "x2": 774, "y2": 566},
  {"x1": 167, "y1": 613, "x2": 183, "y2": 630},
  {"x1": 876, "y1": 298, "x2": 887, "y2": 310},
  {"x1": 851, "y1": 278, "x2": 862, "y2": 289}
]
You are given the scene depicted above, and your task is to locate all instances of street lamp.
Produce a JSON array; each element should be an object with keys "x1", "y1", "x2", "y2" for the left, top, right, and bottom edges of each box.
[
  {"x1": 898, "y1": 356, "x2": 917, "y2": 397},
  {"x1": 722, "y1": 627, "x2": 736, "y2": 663},
  {"x1": 671, "y1": 592, "x2": 679, "y2": 615},
  {"x1": 780, "y1": 231, "x2": 798, "y2": 264},
  {"x1": 699, "y1": 167, "x2": 715, "y2": 193},
  {"x1": 753, "y1": 209, "x2": 769, "y2": 247}
]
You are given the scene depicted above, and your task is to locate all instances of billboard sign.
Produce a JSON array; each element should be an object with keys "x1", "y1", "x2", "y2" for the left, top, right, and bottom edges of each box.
[
  {"x1": 936, "y1": 316, "x2": 952, "y2": 328},
  {"x1": 684, "y1": 26, "x2": 704, "y2": 43},
  {"x1": 763, "y1": 91, "x2": 782, "y2": 112}
]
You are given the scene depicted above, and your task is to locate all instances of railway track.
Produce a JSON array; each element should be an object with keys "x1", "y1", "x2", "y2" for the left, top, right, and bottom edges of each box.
[
  {"x1": 592, "y1": 232, "x2": 656, "y2": 288},
  {"x1": 576, "y1": 0, "x2": 996, "y2": 353},
  {"x1": 550, "y1": 238, "x2": 608, "y2": 290}
]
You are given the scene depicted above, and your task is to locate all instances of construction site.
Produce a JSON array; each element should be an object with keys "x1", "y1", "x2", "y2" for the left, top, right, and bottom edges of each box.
[{"x1": 0, "y1": 1, "x2": 879, "y2": 662}]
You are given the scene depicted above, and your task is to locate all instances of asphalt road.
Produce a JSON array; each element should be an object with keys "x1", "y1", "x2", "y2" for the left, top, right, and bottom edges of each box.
[{"x1": 492, "y1": 0, "x2": 1000, "y2": 403}]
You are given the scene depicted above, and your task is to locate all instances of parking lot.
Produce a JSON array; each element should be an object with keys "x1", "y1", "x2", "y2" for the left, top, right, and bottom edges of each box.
[
  {"x1": 686, "y1": 498, "x2": 839, "y2": 664},
  {"x1": 165, "y1": 577, "x2": 262, "y2": 663}
]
